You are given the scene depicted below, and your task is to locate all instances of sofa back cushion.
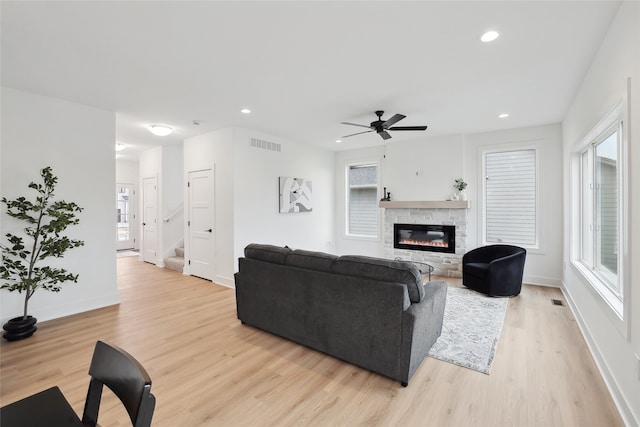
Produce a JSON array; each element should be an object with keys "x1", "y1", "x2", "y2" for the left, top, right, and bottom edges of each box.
[
  {"x1": 244, "y1": 244, "x2": 291, "y2": 264},
  {"x1": 285, "y1": 249, "x2": 337, "y2": 273},
  {"x1": 331, "y1": 255, "x2": 424, "y2": 302}
]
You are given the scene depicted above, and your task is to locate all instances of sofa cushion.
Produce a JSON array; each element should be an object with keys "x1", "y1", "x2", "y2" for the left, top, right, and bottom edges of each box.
[
  {"x1": 331, "y1": 255, "x2": 424, "y2": 302},
  {"x1": 285, "y1": 249, "x2": 337, "y2": 273},
  {"x1": 244, "y1": 244, "x2": 291, "y2": 264}
]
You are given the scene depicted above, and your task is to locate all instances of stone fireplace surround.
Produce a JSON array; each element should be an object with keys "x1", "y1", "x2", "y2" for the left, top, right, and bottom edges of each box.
[{"x1": 381, "y1": 201, "x2": 469, "y2": 278}]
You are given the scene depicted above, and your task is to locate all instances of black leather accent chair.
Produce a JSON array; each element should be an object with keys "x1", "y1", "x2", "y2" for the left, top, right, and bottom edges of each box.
[{"x1": 462, "y1": 245, "x2": 526, "y2": 297}]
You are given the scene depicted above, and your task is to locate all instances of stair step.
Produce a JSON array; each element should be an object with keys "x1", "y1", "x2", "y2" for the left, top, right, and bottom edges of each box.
[
  {"x1": 164, "y1": 256, "x2": 184, "y2": 272},
  {"x1": 175, "y1": 247, "x2": 185, "y2": 258}
]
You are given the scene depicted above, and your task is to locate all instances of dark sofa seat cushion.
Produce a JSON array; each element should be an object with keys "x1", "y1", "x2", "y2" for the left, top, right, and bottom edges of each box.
[
  {"x1": 285, "y1": 249, "x2": 338, "y2": 273},
  {"x1": 331, "y1": 255, "x2": 424, "y2": 303},
  {"x1": 464, "y1": 262, "x2": 489, "y2": 279},
  {"x1": 244, "y1": 243, "x2": 291, "y2": 264}
]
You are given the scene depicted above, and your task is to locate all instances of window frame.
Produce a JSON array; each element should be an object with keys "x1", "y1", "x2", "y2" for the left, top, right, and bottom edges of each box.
[
  {"x1": 570, "y1": 98, "x2": 630, "y2": 337},
  {"x1": 344, "y1": 161, "x2": 380, "y2": 240},
  {"x1": 480, "y1": 147, "x2": 540, "y2": 250}
]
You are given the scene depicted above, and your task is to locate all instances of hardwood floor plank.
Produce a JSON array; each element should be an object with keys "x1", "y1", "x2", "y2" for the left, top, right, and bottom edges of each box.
[{"x1": 0, "y1": 256, "x2": 623, "y2": 426}]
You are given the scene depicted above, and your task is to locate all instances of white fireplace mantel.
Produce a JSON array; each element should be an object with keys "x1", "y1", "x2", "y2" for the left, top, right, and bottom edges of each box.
[{"x1": 379, "y1": 200, "x2": 470, "y2": 209}]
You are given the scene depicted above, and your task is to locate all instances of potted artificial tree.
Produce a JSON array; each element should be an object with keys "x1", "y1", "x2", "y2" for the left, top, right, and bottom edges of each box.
[{"x1": 1, "y1": 166, "x2": 84, "y2": 341}]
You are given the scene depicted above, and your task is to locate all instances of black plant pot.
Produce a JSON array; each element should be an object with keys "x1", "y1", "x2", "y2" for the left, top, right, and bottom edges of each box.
[{"x1": 3, "y1": 315, "x2": 37, "y2": 341}]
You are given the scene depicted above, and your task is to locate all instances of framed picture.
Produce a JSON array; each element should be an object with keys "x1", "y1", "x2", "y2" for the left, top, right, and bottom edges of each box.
[{"x1": 279, "y1": 177, "x2": 312, "y2": 213}]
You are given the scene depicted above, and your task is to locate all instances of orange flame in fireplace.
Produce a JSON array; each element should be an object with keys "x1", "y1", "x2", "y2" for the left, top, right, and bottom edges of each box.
[{"x1": 398, "y1": 238, "x2": 449, "y2": 248}]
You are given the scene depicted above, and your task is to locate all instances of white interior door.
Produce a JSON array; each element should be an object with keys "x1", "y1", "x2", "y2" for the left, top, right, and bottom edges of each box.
[
  {"x1": 142, "y1": 177, "x2": 158, "y2": 264},
  {"x1": 116, "y1": 183, "x2": 136, "y2": 250},
  {"x1": 188, "y1": 169, "x2": 214, "y2": 280}
]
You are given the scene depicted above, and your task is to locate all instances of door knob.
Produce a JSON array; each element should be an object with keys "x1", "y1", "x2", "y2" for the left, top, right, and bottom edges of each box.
[
  {"x1": 142, "y1": 222, "x2": 146, "y2": 226},
  {"x1": 206, "y1": 228, "x2": 212, "y2": 233}
]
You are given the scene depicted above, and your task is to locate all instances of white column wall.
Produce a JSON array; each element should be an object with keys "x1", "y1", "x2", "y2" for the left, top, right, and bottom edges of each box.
[{"x1": 1, "y1": 87, "x2": 119, "y2": 322}]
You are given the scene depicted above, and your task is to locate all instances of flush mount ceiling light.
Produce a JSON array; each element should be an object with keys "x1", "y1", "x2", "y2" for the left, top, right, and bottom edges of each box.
[
  {"x1": 498, "y1": 113, "x2": 510, "y2": 118},
  {"x1": 147, "y1": 124, "x2": 173, "y2": 136},
  {"x1": 481, "y1": 30, "x2": 500, "y2": 42},
  {"x1": 240, "y1": 108, "x2": 252, "y2": 114},
  {"x1": 115, "y1": 142, "x2": 127, "y2": 151},
  {"x1": 335, "y1": 139, "x2": 342, "y2": 144}
]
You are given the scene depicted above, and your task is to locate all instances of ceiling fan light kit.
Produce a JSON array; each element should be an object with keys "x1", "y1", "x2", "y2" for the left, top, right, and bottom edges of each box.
[{"x1": 341, "y1": 110, "x2": 428, "y2": 141}]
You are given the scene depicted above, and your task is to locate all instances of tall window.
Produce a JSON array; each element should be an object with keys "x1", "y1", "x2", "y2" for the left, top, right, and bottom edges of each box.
[
  {"x1": 347, "y1": 163, "x2": 378, "y2": 237},
  {"x1": 572, "y1": 100, "x2": 627, "y2": 323},
  {"x1": 483, "y1": 149, "x2": 537, "y2": 247},
  {"x1": 580, "y1": 121, "x2": 621, "y2": 297}
]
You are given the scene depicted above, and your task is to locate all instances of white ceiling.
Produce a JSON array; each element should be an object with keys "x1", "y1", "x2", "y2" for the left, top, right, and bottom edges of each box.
[{"x1": 1, "y1": 1, "x2": 621, "y2": 160}]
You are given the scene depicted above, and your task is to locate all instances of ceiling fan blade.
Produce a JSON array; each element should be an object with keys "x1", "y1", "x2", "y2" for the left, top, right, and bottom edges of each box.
[
  {"x1": 382, "y1": 114, "x2": 406, "y2": 128},
  {"x1": 378, "y1": 131, "x2": 392, "y2": 140},
  {"x1": 340, "y1": 121, "x2": 372, "y2": 129},
  {"x1": 342, "y1": 130, "x2": 374, "y2": 138},
  {"x1": 388, "y1": 125, "x2": 428, "y2": 131}
]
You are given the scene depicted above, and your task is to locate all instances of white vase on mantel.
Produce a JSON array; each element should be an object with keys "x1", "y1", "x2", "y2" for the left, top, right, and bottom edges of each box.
[
  {"x1": 459, "y1": 190, "x2": 467, "y2": 201},
  {"x1": 451, "y1": 192, "x2": 459, "y2": 201}
]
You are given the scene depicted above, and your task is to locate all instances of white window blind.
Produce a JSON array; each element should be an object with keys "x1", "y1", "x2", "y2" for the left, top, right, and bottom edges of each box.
[
  {"x1": 347, "y1": 164, "x2": 378, "y2": 237},
  {"x1": 484, "y1": 149, "x2": 537, "y2": 246}
]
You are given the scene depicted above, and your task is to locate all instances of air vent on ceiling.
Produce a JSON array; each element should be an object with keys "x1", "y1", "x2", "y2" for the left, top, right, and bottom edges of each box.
[
  {"x1": 551, "y1": 299, "x2": 564, "y2": 306},
  {"x1": 250, "y1": 137, "x2": 281, "y2": 153}
]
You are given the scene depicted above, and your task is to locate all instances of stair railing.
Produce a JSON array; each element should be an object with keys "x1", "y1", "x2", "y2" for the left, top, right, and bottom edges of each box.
[{"x1": 163, "y1": 204, "x2": 183, "y2": 222}]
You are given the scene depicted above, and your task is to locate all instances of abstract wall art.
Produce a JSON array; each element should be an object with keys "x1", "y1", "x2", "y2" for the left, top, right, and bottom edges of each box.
[{"x1": 279, "y1": 176, "x2": 313, "y2": 213}]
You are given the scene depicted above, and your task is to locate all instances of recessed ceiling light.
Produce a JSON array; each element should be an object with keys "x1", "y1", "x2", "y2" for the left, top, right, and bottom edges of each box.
[
  {"x1": 335, "y1": 139, "x2": 342, "y2": 143},
  {"x1": 481, "y1": 31, "x2": 500, "y2": 42},
  {"x1": 147, "y1": 124, "x2": 173, "y2": 136},
  {"x1": 498, "y1": 113, "x2": 510, "y2": 118},
  {"x1": 240, "y1": 108, "x2": 251, "y2": 114},
  {"x1": 115, "y1": 142, "x2": 127, "y2": 151}
]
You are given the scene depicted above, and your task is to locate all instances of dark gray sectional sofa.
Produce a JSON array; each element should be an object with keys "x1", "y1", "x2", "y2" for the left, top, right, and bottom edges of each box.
[{"x1": 234, "y1": 243, "x2": 447, "y2": 386}]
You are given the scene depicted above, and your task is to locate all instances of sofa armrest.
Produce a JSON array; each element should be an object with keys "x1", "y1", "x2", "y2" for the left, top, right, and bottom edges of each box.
[{"x1": 399, "y1": 281, "x2": 447, "y2": 385}]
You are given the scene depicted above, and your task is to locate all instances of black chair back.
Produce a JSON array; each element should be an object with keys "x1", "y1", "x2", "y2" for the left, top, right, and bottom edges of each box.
[{"x1": 82, "y1": 341, "x2": 155, "y2": 427}]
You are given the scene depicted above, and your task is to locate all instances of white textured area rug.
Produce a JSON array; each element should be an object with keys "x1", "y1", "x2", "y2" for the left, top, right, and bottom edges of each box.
[{"x1": 428, "y1": 286, "x2": 509, "y2": 374}]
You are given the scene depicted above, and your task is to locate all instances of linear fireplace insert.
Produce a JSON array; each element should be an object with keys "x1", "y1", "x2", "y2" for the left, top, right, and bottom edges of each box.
[{"x1": 394, "y1": 223, "x2": 455, "y2": 254}]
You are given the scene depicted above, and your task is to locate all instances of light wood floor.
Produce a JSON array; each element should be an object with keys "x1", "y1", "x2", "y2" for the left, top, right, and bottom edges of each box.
[{"x1": 0, "y1": 256, "x2": 623, "y2": 426}]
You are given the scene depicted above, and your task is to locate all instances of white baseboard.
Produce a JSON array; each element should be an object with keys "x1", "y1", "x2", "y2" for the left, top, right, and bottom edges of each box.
[
  {"x1": 561, "y1": 283, "x2": 638, "y2": 427},
  {"x1": 213, "y1": 275, "x2": 234, "y2": 288},
  {"x1": 523, "y1": 274, "x2": 562, "y2": 287},
  {"x1": 29, "y1": 293, "x2": 120, "y2": 323}
]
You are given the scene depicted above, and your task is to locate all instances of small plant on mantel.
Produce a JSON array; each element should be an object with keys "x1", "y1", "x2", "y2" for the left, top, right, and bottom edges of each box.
[
  {"x1": 452, "y1": 178, "x2": 468, "y2": 201},
  {"x1": 453, "y1": 178, "x2": 467, "y2": 192},
  {"x1": 0, "y1": 166, "x2": 84, "y2": 341}
]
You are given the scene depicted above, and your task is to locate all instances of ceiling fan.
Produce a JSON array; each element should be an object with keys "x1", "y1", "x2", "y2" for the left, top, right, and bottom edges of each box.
[{"x1": 341, "y1": 110, "x2": 428, "y2": 140}]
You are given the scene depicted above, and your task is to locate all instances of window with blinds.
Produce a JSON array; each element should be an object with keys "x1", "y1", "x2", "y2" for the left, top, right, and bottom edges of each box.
[
  {"x1": 347, "y1": 164, "x2": 378, "y2": 237},
  {"x1": 484, "y1": 149, "x2": 537, "y2": 246}
]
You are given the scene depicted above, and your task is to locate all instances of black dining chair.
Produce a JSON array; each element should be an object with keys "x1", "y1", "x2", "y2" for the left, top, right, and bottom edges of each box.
[{"x1": 82, "y1": 341, "x2": 156, "y2": 427}]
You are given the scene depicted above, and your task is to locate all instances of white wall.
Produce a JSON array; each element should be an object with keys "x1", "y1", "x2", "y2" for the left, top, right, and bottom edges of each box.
[
  {"x1": 383, "y1": 134, "x2": 465, "y2": 201},
  {"x1": 562, "y1": 2, "x2": 640, "y2": 425},
  {"x1": 116, "y1": 159, "x2": 138, "y2": 184},
  {"x1": 464, "y1": 124, "x2": 563, "y2": 286},
  {"x1": 1, "y1": 88, "x2": 119, "y2": 322},
  {"x1": 233, "y1": 128, "x2": 335, "y2": 264}
]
